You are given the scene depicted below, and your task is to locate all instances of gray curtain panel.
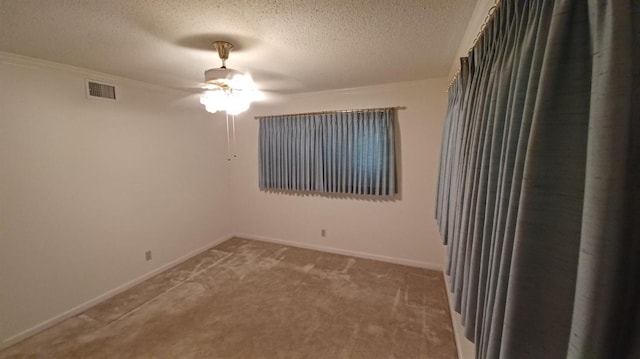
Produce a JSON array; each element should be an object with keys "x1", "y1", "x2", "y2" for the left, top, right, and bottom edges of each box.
[
  {"x1": 259, "y1": 109, "x2": 397, "y2": 196},
  {"x1": 435, "y1": 1, "x2": 639, "y2": 358}
]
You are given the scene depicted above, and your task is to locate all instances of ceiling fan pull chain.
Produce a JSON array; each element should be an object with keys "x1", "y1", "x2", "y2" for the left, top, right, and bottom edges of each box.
[
  {"x1": 232, "y1": 115, "x2": 237, "y2": 158},
  {"x1": 225, "y1": 112, "x2": 231, "y2": 161}
]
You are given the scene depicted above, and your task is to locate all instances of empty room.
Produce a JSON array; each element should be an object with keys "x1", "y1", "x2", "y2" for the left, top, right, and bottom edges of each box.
[{"x1": 0, "y1": 0, "x2": 638, "y2": 358}]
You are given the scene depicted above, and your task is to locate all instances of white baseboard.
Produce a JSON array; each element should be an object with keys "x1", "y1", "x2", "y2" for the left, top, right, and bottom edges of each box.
[
  {"x1": 442, "y1": 272, "x2": 476, "y2": 359},
  {"x1": 234, "y1": 233, "x2": 443, "y2": 271},
  {"x1": 1, "y1": 233, "x2": 234, "y2": 350}
]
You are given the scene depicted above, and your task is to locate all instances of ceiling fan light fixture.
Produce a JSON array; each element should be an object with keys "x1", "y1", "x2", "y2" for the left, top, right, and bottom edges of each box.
[
  {"x1": 200, "y1": 40, "x2": 260, "y2": 115},
  {"x1": 199, "y1": 90, "x2": 227, "y2": 113},
  {"x1": 200, "y1": 86, "x2": 258, "y2": 115}
]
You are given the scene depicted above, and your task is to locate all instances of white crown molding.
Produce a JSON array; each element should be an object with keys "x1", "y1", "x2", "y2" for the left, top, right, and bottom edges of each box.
[{"x1": 0, "y1": 51, "x2": 189, "y2": 95}]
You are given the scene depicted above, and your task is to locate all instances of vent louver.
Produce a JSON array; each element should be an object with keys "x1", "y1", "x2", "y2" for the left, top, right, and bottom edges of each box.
[{"x1": 86, "y1": 81, "x2": 116, "y2": 100}]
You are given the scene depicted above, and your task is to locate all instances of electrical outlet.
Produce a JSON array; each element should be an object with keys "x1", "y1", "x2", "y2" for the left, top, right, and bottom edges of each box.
[
  {"x1": 145, "y1": 250, "x2": 152, "y2": 261},
  {"x1": 321, "y1": 229, "x2": 326, "y2": 237}
]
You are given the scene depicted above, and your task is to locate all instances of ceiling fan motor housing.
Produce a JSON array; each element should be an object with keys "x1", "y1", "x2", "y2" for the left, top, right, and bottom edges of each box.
[{"x1": 205, "y1": 67, "x2": 243, "y2": 89}]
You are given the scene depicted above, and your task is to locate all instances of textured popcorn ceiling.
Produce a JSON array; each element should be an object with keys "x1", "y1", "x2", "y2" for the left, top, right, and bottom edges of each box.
[{"x1": 0, "y1": 0, "x2": 476, "y2": 94}]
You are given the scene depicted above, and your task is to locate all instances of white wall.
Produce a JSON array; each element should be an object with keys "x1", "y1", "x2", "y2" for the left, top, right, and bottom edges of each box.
[
  {"x1": 229, "y1": 78, "x2": 449, "y2": 269},
  {"x1": 0, "y1": 53, "x2": 232, "y2": 347}
]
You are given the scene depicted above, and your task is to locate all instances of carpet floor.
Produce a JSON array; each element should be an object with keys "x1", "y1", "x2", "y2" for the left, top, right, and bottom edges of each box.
[{"x1": 0, "y1": 237, "x2": 457, "y2": 358}]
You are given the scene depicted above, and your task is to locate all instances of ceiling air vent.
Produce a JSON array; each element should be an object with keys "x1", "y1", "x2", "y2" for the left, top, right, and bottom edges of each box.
[{"x1": 86, "y1": 80, "x2": 117, "y2": 100}]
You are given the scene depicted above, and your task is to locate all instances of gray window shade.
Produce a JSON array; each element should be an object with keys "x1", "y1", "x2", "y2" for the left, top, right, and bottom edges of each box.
[
  {"x1": 435, "y1": 1, "x2": 640, "y2": 358},
  {"x1": 259, "y1": 109, "x2": 397, "y2": 196}
]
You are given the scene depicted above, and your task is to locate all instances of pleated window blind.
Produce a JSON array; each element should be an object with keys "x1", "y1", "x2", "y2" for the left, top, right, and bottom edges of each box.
[
  {"x1": 258, "y1": 109, "x2": 397, "y2": 196},
  {"x1": 435, "y1": 1, "x2": 640, "y2": 357}
]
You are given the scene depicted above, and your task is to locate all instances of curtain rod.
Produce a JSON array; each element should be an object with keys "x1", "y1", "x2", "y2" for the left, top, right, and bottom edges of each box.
[
  {"x1": 254, "y1": 106, "x2": 406, "y2": 120},
  {"x1": 446, "y1": 0, "x2": 500, "y2": 92}
]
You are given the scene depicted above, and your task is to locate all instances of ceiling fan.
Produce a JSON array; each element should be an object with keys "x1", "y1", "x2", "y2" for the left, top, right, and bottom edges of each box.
[{"x1": 199, "y1": 41, "x2": 261, "y2": 115}]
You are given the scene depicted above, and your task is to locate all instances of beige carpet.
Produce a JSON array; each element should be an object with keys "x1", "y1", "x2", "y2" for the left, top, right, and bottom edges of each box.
[{"x1": 0, "y1": 237, "x2": 457, "y2": 358}]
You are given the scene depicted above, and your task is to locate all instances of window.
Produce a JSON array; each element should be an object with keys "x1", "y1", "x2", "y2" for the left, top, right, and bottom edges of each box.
[{"x1": 258, "y1": 109, "x2": 397, "y2": 196}]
